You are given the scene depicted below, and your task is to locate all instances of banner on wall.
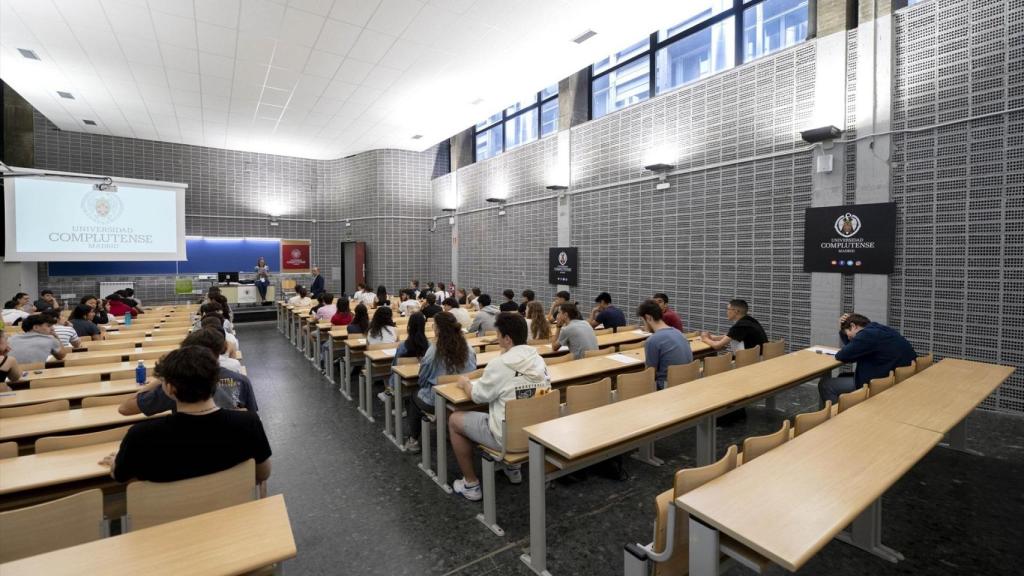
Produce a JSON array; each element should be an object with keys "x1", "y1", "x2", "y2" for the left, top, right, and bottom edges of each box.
[
  {"x1": 280, "y1": 239, "x2": 311, "y2": 273},
  {"x1": 548, "y1": 247, "x2": 578, "y2": 286},
  {"x1": 803, "y1": 203, "x2": 897, "y2": 274}
]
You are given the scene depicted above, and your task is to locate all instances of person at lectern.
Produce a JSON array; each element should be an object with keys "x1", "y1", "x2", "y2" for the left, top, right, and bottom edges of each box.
[{"x1": 254, "y1": 257, "x2": 271, "y2": 303}]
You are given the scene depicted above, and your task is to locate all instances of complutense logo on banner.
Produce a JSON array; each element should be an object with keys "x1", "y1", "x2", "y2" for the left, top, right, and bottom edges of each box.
[
  {"x1": 834, "y1": 212, "x2": 861, "y2": 238},
  {"x1": 288, "y1": 249, "x2": 303, "y2": 265},
  {"x1": 803, "y1": 203, "x2": 896, "y2": 274},
  {"x1": 548, "y1": 247, "x2": 578, "y2": 285},
  {"x1": 558, "y1": 251, "x2": 568, "y2": 266}
]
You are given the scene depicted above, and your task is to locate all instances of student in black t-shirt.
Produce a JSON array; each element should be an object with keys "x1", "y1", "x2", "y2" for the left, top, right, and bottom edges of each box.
[
  {"x1": 421, "y1": 293, "x2": 443, "y2": 319},
  {"x1": 517, "y1": 289, "x2": 535, "y2": 315},
  {"x1": 499, "y1": 289, "x2": 519, "y2": 312},
  {"x1": 700, "y1": 299, "x2": 768, "y2": 352},
  {"x1": 100, "y1": 345, "x2": 271, "y2": 485}
]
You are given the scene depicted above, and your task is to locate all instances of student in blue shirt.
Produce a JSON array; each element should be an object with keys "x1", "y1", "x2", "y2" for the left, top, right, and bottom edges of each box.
[
  {"x1": 818, "y1": 313, "x2": 917, "y2": 406},
  {"x1": 637, "y1": 300, "x2": 693, "y2": 389},
  {"x1": 588, "y1": 292, "x2": 626, "y2": 329}
]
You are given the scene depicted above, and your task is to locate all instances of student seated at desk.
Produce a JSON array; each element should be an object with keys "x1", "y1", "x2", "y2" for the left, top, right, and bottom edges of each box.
[
  {"x1": 552, "y1": 302, "x2": 598, "y2": 359},
  {"x1": 700, "y1": 299, "x2": 767, "y2": 353},
  {"x1": 548, "y1": 290, "x2": 571, "y2": 323},
  {"x1": 442, "y1": 297, "x2": 471, "y2": 329},
  {"x1": 119, "y1": 329, "x2": 258, "y2": 416},
  {"x1": 588, "y1": 292, "x2": 626, "y2": 329},
  {"x1": 637, "y1": 300, "x2": 693, "y2": 389},
  {"x1": 330, "y1": 297, "x2": 354, "y2": 326},
  {"x1": 398, "y1": 290, "x2": 420, "y2": 316},
  {"x1": 106, "y1": 293, "x2": 138, "y2": 318},
  {"x1": 355, "y1": 283, "x2": 377, "y2": 309},
  {"x1": 420, "y1": 293, "x2": 443, "y2": 319},
  {"x1": 121, "y1": 288, "x2": 143, "y2": 311},
  {"x1": 468, "y1": 294, "x2": 499, "y2": 336},
  {"x1": 69, "y1": 304, "x2": 104, "y2": 341},
  {"x1": 456, "y1": 288, "x2": 468, "y2": 306},
  {"x1": 33, "y1": 289, "x2": 62, "y2": 314},
  {"x1": 449, "y1": 313, "x2": 550, "y2": 500},
  {"x1": 103, "y1": 345, "x2": 271, "y2": 484},
  {"x1": 652, "y1": 292, "x2": 684, "y2": 333},
  {"x1": 2, "y1": 299, "x2": 30, "y2": 326},
  {"x1": 199, "y1": 317, "x2": 242, "y2": 371},
  {"x1": 43, "y1": 310, "x2": 82, "y2": 349},
  {"x1": 310, "y1": 293, "x2": 326, "y2": 315},
  {"x1": 499, "y1": 289, "x2": 519, "y2": 313},
  {"x1": 80, "y1": 296, "x2": 110, "y2": 325},
  {"x1": 348, "y1": 304, "x2": 370, "y2": 335},
  {"x1": 0, "y1": 332, "x2": 25, "y2": 388},
  {"x1": 375, "y1": 285, "x2": 390, "y2": 308},
  {"x1": 210, "y1": 294, "x2": 235, "y2": 330},
  {"x1": 525, "y1": 301, "x2": 552, "y2": 341},
  {"x1": 518, "y1": 289, "x2": 535, "y2": 315},
  {"x1": 288, "y1": 286, "x2": 312, "y2": 307},
  {"x1": 404, "y1": 312, "x2": 477, "y2": 454},
  {"x1": 469, "y1": 287, "x2": 482, "y2": 310},
  {"x1": 435, "y1": 281, "x2": 450, "y2": 303},
  {"x1": 8, "y1": 314, "x2": 68, "y2": 363},
  {"x1": 315, "y1": 293, "x2": 337, "y2": 321},
  {"x1": 367, "y1": 306, "x2": 397, "y2": 344},
  {"x1": 395, "y1": 313, "x2": 429, "y2": 360},
  {"x1": 409, "y1": 280, "x2": 422, "y2": 300},
  {"x1": 818, "y1": 313, "x2": 918, "y2": 406}
]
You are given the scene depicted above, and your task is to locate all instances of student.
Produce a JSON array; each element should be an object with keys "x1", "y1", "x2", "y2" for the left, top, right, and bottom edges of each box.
[
  {"x1": 468, "y1": 294, "x2": 499, "y2": 336},
  {"x1": 315, "y1": 293, "x2": 337, "y2": 321},
  {"x1": 404, "y1": 312, "x2": 478, "y2": 453},
  {"x1": 310, "y1": 267, "x2": 325, "y2": 298},
  {"x1": 288, "y1": 286, "x2": 312, "y2": 307},
  {"x1": 210, "y1": 294, "x2": 234, "y2": 327},
  {"x1": 103, "y1": 345, "x2": 271, "y2": 484},
  {"x1": 33, "y1": 290, "x2": 62, "y2": 313},
  {"x1": 818, "y1": 313, "x2": 918, "y2": 406},
  {"x1": 469, "y1": 287, "x2": 482, "y2": 310},
  {"x1": 398, "y1": 290, "x2": 420, "y2": 316},
  {"x1": 499, "y1": 289, "x2": 519, "y2": 312},
  {"x1": 42, "y1": 311, "x2": 81, "y2": 349},
  {"x1": 197, "y1": 317, "x2": 242, "y2": 371},
  {"x1": 352, "y1": 283, "x2": 367, "y2": 302},
  {"x1": 200, "y1": 316, "x2": 239, "y2": 359},
  {"x1": 367, "y1": 306, "x2": 397, "y2": 344},
  {"x1": 106, "y1": 293, "x2": 137, "y2": 318},
  {"x1": 449, "y1": 313, "x2": 550, "y2": 499},
  {"x1": 69, "y1": 304, "x2": 103, "y2": 340},
  {"x1": 553, "y1": 302, "x2": 598, "y2": 359},
  {"x1": 348, "y1": 304, "x2": 370, "y2": 335},
  {"x1": 456, "y1": 288, "x2": 468, "y2": 306},
  {"x1": 589, "y1": 292, "x2": 626, "y2": 329},
  {"x1": 310, "y1": 294, "x2": 326, "y2": 315},
  {"x1": 425, "y1": 281, "x2": 436, "y2": 296},
  {"x1": 700, "y1": 299, "x2": 767, "y2": 352},
  {"x1": 652, "y1": 293, "x2": 684, "y2": 333},
  {"x1": 395, "y1": 313, "x2": 430, "y2": 360},
  {"x1": 420, "y1": 293, "x2": 443, "y2": 319},
  {"x1": 410, "y1": 280, "x2": 421, "y2": 299},
  {"x1": 518, "y1": 289, "x2": 535, "y2": 315},
  {"x1": 442, "y1": 297, "x2": 471, "y2": 329},
  {"x1": 435, "y1": 281, "x2": 450, "y2": 302},
  {"x1": 357, "y1": 283, "x2": 378, "y2": 309},
  {"x1": 637, "y1": 300, "x2": 693, "y2": 389},
  {"x1": 0, "y1": 332, "x2": 24, "y2": 387},
  {"x1": 12, "y1": 292, "x2": 34, "y2": 313},
  {"x1": 9, "y1": 315, "x2": 68, "y2": 363},
  {"x1": 80, "y1": 296, "x2": 109, "y2": 325},
  {"x1": 330, "y1": 297, "x2": 354, "y2": 326},
  {"x1": 2, "y1": 300, "x2": 30, "y2": 326},
  {"x1": 548, "y1": 290, "x2": 571, "y2": 323},
  {"x1": 375, "y1": 285, "x2": 390, "y2": 308},
  {"x1": 525, "y1": 301, "x2": 552, "y2": 341},
  {"x1": 122, "y1": 288, "x2": 143, "y2": 310}
]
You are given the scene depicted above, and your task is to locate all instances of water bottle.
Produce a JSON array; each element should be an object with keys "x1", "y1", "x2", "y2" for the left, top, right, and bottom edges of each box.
[
  {"x1": 135, "y1": 360, "x2": 147, "y2": 385},
  {"x1": 125, "y1": 312, "x2": 132, "y2": 326}
]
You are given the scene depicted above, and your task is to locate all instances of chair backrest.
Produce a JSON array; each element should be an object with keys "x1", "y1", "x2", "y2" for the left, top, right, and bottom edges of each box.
[
  {"x1": 761, "y1": 339, "x2": 785, "y2": 360},
  {"x1": 395, "y1": 356, "x2": 418, "y2": 366},
  {"x1": 793, "y1": 401, "x2": 831, "y2": 437},
  {"x1": 63, "y1": 355, "x2": 126, "y2": 367},
  {"x1": 483, "y1": 344, "x2": 502, "y2": 352},
  {"x1": 583, "y1": 347, "x2": 613, "y2": 359},
  {"x1": 108, "y1": 368, "x2": 136, "y2": 381},
  {"x1": 593, "y1": 328, "x2": 613, "y2": 336},
  {"x1": 915, "y1": 353, "x2": 933, "y2": 372},
  {"x1": 618, "y1": 341, "x2": 644, "y2": 352},
  {"x1": 666, "y1": 360, "x2": 700, "y2": 387},
  {"x1": 741, "y1": 420, "x2": 790, "y2": 463},
  {"x1": 0, "y1": 399, "x2": 70, "y2": 419},
  {"x1": 19, "y1": 362, "x2": 44, "y2": 371},
  {"x1": 0, "y1": 489, "x2": 105, "y2": 563},
  {"x1": 675, "y1": 444, "x2": 738, "y2": 496},
  {"x1": 35, "y1": 425, "x2": 132, "y2": 453},
  {"x1": 82, "y1": 393, "x2": 138, "y2": 408},
  {"x1": 0, "y1": 441, "x2": 18, "y2": 459},
  {"x1": 838, "y1": 385, "x2": 869, "y2": 413},
  {"x1": 616, "y1": 368, "x2": 655, "y2": 401},
  {"x1": 126, "y1": 459, "x2": 256, "y2": 531},
  {"x1": 893, "y1": 361, "x2": 916, "y2": 384},
  {"x1": 702, "y1": 353, "x2": 733, "y2": 376},
  {"x1": 544, "y1": 353, "x2": 572, "y2": 365},
  {"x1": 503, "y1": 390, "x2": 561, "y2": 453},
  {"x1": 437, "y1": 368, "x2": 484, "y2": 385},
  {"x1": 366, "y1": 342, "x2": 399, "y2": 350},
  {"x1": 565, "y1": 377, "x2": 612, "y2": 415},
  {"x1": 867, "y1": 372, "x2": 895, "y2": 397},
  {"x1": 30, "y1": 373, "x2": 103, "y2": 388},
  {"x1": 733, "y1": 346, "x2": 760, "y2": 368},
  {"x1": 281, "y1": 278, "x2": 296, "y2": 292}
]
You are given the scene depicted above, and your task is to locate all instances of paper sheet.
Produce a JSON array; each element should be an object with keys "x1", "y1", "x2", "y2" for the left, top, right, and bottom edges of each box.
[
  {"x1": 807, "y1": 345, "x2": 839, "y2": 355},
  {"x1": 607, "y1": 353, "x2": 639, "y2": 364}
]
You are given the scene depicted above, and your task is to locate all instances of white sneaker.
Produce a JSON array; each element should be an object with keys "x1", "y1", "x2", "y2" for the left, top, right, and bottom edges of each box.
[
  {"x1": 503, "y1": 464, "x2": 522, "y2": 485},
  {"x1": 403, "y1": 437, "x2": 421, "y2": 454},
  {"x1": 453, "y1": 478, "x2": 482, "y2": 501}
]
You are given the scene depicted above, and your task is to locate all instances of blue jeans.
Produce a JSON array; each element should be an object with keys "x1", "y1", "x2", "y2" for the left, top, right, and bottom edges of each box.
[
  {"x1": 256, "y1": 278, "x2": 269, "y2": 301},
  {"x1": 818, "y1": 375, "x2": 857, "y2": 408}
]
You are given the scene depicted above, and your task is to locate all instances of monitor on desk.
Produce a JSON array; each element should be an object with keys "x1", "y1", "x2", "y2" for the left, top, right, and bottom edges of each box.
[{"x1": 218, "y1": 271, "x2": 239, "y2": 284}]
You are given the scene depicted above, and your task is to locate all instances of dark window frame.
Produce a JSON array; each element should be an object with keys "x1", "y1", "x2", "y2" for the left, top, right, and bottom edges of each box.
[{"x1": 474, "y1": 86, "x2": 559, "y2": 161}]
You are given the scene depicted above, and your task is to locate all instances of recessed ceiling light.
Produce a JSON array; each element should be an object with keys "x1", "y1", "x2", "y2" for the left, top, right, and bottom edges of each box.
[
  {"x1": 57, "y1": 91, "x2": 75, "y2": 100},
  {"x1": 471, "y1": 98, "x2": 484, "y2": 106},
  {"x1": 83, "y1": 119, "x2": 97, "y2": 126},
  {"x1": 411, "y1": 134, "x2": 423, "y2": 140},
  {"x1": 572, "y1": 30, "x2": 597, "y2": 44},
  {"x1": 18, "y1": 48, "x2": 40, "y2": 60}
]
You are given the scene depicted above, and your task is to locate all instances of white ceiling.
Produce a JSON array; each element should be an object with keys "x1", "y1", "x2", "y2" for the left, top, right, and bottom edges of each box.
[{"x1": 1, "y1": 0, "x2": 697, "y2": 160}]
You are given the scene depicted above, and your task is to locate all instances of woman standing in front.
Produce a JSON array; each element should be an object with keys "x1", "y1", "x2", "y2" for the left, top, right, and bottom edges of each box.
[{"x1": 255, "y1": 257, "x2": 271, "y2": 303}]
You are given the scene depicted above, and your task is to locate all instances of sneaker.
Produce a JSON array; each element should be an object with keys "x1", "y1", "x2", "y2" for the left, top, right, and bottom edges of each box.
[
  {"x1": 403, "y1": 437, "x2": 421, "y2": 454},
  {"x1": 503, "y1": 464, "x2": 522, "y2": 485},
  {"x1": 453, "y1": 478, "x2": 482, "y2": 501}
]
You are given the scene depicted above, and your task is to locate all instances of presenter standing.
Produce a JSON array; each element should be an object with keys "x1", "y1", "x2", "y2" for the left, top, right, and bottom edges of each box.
[{"x1": 255, "y1": 257, "x2": 271, "y2": 303}]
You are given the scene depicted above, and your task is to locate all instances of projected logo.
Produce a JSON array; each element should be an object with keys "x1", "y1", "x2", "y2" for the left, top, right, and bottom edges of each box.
[
  {"x1": 834, "y1": 212, "x2": 861, "y2": 238},
  {"x1": 80, "y1": 190, "x2": 123, "y2": 224}
]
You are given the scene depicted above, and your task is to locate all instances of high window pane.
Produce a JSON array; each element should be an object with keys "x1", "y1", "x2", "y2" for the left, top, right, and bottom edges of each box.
[
  {"x1": 504, "y1": 95, "x2": 539, "y2": 116},
  {"x1": 655, "y1": 17, "x2": 734, "y2": 94},
  {"x1": 592, "y1": 56, "x2": 650, "y2": 118},
  {"x1": 475, "y1": 112, "x2": 502, "y2": 130},
  {"x1": 592, "y1": 37, "x2": 650, "y2": 75},
  {"x1": 540, "y1": 100, "x2": 558, "y2": 136},
  {"x1": 475, "y1": 124, "x2": 503, "y2": 161},
  {"x1": 540, "y1": 84, "x2": 559, "y2": 100},
  {"x1": 658, "y1": 0, "x2": 732, "y2": 40},
  {"x1": 505, "y1": 108, "x2": 538, "y2": 150},
  {"x1": 742, "y1": 0, "x2": 808, "y2": 61}
]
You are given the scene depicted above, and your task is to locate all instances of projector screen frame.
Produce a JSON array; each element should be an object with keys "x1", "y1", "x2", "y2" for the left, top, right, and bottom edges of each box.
[{"x1": 3, "y1": 166, "x2": 188, "y2": 262}]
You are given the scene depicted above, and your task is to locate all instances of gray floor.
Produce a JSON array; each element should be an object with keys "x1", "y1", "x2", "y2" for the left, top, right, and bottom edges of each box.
[{"x1": 238, "y1": 322, "x2": 1024, "y2": 576}]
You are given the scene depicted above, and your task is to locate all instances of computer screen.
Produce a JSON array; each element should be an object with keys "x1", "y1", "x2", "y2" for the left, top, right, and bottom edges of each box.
[{"x1": 218, "y1": 271, "x2": 239, "y2": 284}]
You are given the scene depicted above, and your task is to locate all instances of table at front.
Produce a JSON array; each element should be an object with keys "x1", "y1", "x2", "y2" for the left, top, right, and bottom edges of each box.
[
  {"x1": 0, "y1": 404, "x2": 163, "y2": 447},
  {"x1": 0, "y1": 379, "x2": 140, "y2": 409}
]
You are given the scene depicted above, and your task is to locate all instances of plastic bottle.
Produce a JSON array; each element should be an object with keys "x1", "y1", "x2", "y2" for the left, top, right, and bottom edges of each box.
[
  {"x1": 125, "y1": 312, "x2": 132, "y2": 326},
  {"x1": 135, "y1": 360, "x2": 146, "y2": 385}
]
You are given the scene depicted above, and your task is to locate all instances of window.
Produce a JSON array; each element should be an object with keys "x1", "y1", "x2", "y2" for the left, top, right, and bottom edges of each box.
[
  {"x1": 473, "y1": 84, "x2": 559, "y2": 161},
  {"x1": 591, "y1": 0, "x2": 809, "y2": 119},
  {"x1": 505, "y1": 108, "x2": 538, "y2": 150},
  {"x1": 475, "y1": 124, "x2": 503, "y2": 161},
  {"x1": 540, "y1": 99, "x2": 558, "y2": 137}
]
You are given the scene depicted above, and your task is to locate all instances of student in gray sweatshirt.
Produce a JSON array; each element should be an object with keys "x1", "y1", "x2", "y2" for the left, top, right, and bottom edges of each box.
[{"x1": 468, "y1": 294, "x2": 500, "y2": 336}]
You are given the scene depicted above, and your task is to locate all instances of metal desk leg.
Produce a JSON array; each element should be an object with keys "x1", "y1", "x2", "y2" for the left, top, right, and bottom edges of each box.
[
  {"x1": 939, "y1": 418, "x2": 983, "y2": 456},
  {"x1": 696, "y1": 414, "x2": 717, "y2": 466},
  {"x1": 835, "y1": 498, "x2": 903, "y2": 563},
  {"x1": 391, "y1": 375, "x2": 406, "y2": 449},
  {"x1": 688, "y1": 517, "x2": 720, "y2": 576},
  {"x1": 315, "y1": 328, "x2": 322, "y2": 368},
  {"x1": 433, "y1": 398, "x2": 452, "y2": 493},
  {"x1": 418, "y1": 417, "x2": 435, "y2": 478},
  {"x1": 765, "y1": 395, "x2": 777, "y2": 412},
  {"x1": 342, "y1": 348, "x2": 353, "y2": 401},
  {"x1": 631, "y1": 442, "x2": 664, "y2": 467},
  {"x1": 521, "y1": 440, "x2": 551, "y2": 576},
  {"x1": 358, "y1": 357, "x2": 374, "y2": 422}
]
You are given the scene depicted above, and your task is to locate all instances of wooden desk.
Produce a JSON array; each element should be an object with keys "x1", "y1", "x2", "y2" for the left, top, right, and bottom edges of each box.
[
  {"x1": 676, "y1": 408, "x2": 942, "y2": 573},
  {"x1": 74, "y1": 335, "x2": 186, "y2": 351},
  {"x1": 0, "y1": 440, "x2": 118, "y2": 497},
  {"x1": 0, "y1": 404, "x2": 159, "y2": 445},
  {"x1": 61, "y1": 345, "x2": 177, "y2": 367},
  {"x1": 104, "y1": 327, "x2": 190, "y2": 340},
  {"x1": 0, "y1": 495, "x2": 297, "y2": 576},
  {"x1": 18, "y1": 359, "x2": 157, "y2": 388},
  {"x1": 0, "y1": 379, "x2": 139, "y2": 408}
]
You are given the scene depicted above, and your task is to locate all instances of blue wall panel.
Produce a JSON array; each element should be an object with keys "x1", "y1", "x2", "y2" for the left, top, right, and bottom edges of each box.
[{"x1": 47, "y1": 237, "x2": 281, "y2": 276}]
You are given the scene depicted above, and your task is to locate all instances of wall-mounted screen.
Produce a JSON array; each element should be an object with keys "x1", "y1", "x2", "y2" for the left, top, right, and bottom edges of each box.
[{"x1": 803, "y1": 202, "x2": 897, "y2": 274}]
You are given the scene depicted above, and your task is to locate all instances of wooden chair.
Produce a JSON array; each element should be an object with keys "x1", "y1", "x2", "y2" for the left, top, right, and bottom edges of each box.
[
  {"x1": 702, "y1": 353, "x2": 733, "y2": 377},
  {"x1": 838, "y1": 385, "x2": 869, "y2": 413},
  {"x1": 916, "y1": 353, "x2": 934, "y2": 372},
  {"x1": 894, "y1": 361, "x2": 917, "y2": 384},
  {"x1": 793, "y1": 401, "x2": 831, "y2": 437},
  {"x1": 565, "y1": 377, "x2": 612, "y2": 415},
  {"x1": 0, "y1": 489, "x2": 106, "y2": 563},
  {"x1": 19, "y1": 362, "x2": 44, "y2": 371},
  {"x1": 618, "y1": 341, "x2": 644, "y2": 352},
  {"x1": 867, "y1": 372, "x2": 895, "y2": 397},
  {"x1": 108, "y1": 368, "x2": 136, "y2": 381},
  {"x1": 82, "y1": 393, "x2": 138, "y2": 408},
  {"x1": 615, "y1": 368, "x2": 655, "y2": 401},
  {"x1": 30, "y1": 373, "x2": 103, "y2": 388},
  {"x1": 125, "y1": 459, "x2": 256, "y2": 531},
  {"x1": 0, "y1": 441, "x2": 18, "y2": 459},
  {"x1": 483, "y1": 344, "x2": 502, "y2": 352},
  {"x1": 0, "y1": 399, "x2": 70, "y2": 419},
  {"x1": 761, "y1": 339, "x2": 785, "y2": 360},
  {"x1": 593, "y1": 328, "x2": 613, "y2": 336},
  {"x1": 63, "y1": 354, "x2": 128, "y2": 367},
  {"x1": 741, "y1": 420, "x2": 790, "y2": 464},
  {"x1": 665, "y1": 360, "x2": 700, "y2": 388},
  {"x1": 733, "y1": 346, "x2": 760, "y2": 368},
  {"x1": 36, "y1": 425, "x2": 131, "y2": 453},
  {"x1": 583, "y1": 347, "x2": 613, "y2": 358},
  {"x1": 544, "y1": 353, "x2": 572, "y2": 365}
]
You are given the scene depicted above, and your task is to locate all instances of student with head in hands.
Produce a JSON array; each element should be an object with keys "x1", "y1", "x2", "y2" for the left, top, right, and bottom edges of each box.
[
  {"x1": 818, "y1": 312, "x2": 918, "y2": 406},
  {"x1": 588, "y1": 292, "x2": 626, "y2": 329},
  {"x1": 548, "y1": 290, "x2": 571, "y2": 323},
  {"x1": 69, "y1": 304, "x2": 104, "y2": 341}
]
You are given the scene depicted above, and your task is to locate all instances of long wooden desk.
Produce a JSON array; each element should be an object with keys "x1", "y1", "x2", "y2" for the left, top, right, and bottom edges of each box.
[
  {"x1": 0, "y1": 440, "x2": 118, "y2": 498},
  {"x1": 103, "y1": 326, "x2": 190, "y2": 340},
  {"x1": 0, "y1": 379, "x2": 139, "y2": 408},
  {"x1": 60, "y1": 345, "x2": 178, "y2": 367},
  {"x1": 0, "y1": 495, "x2": 297, "y2": 576},
  {"x1": 16, "y1": 359, "x2": 157, "y2": 388},
  {"x1": 75, "y1": 334, "x2": 187, "y2": 351},
  {"x1": 0, "y1": 404, "x2": 160, "y2": 445}
]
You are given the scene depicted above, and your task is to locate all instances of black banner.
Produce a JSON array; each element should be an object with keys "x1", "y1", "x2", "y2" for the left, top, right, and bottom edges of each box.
[
  {"x1": 803, "y1": 202, "x2": 897, "y2": 274},
  {"x1": 549, "y1": 247, "x2": 578, "y2": 286}
]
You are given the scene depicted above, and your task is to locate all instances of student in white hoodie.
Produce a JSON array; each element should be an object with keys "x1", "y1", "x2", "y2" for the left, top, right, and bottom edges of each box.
[
  {"x1": 449, "y1": 312, "x2": 551, "y2": 501},
  {"x1": 467, "y1": 294, "x2": 499, "y2": 336}
]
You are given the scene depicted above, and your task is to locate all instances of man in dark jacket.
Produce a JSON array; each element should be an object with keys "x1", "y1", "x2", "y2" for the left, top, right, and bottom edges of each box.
[
  {"x1": 818, "y1": 313, "x2": 917, "y2": 406},
  {"x1": 310, "y1": 267, "x2": 325, "y2": 298}
]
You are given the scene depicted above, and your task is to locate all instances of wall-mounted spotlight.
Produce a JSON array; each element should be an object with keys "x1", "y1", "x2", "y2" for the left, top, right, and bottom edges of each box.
[
  {"x1": 545, "y1": 184, "x2": 568, "y2": 191},
  {"x1": 486, "y1": 197, "x2": 507, "y2": 216},
  {"x1": 344, "y1": 220, "x2": 351, "y2": 227},
  {"x1": 644, "y1": 163, "x2": 675, "y2": 190},
  {"x1": 442, "y1": 208, "x2": 456, "y2": 225},
  {"x1": 269, "y1": 217, "x2": 279, "y2": 227},
  {"x1": 800, "y1": 125, "x2": 842, "y2": 143}
]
